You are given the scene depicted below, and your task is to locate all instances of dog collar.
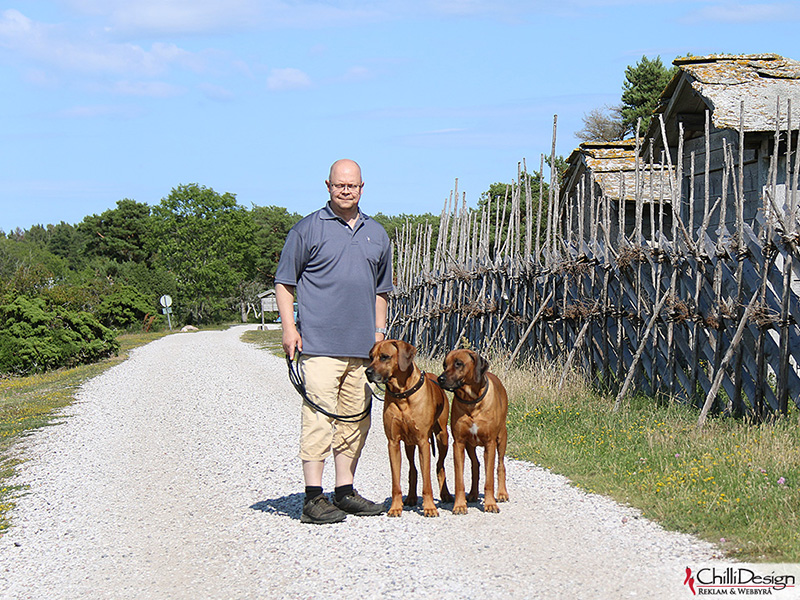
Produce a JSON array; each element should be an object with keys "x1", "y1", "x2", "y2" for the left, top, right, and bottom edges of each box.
[
  {"x1": 455, "y1": 379, "x2": 490, "y2": 405},
  {"x1": 389, "y1": 371, "x2": 426, "y2": 399}
]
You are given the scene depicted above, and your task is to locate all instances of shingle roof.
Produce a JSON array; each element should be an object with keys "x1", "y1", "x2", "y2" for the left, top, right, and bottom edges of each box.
[
  {"x1": 660, "y1": 53, "x2": 800, "y2": 131},
  {"x1": 564, "y1": 141, "x2": 673, "y2": 202}
]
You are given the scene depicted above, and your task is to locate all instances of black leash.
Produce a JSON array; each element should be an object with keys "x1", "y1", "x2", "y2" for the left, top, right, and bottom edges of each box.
[{"x1": 286, "y1": 353, "x2": 379, "y2": 422}]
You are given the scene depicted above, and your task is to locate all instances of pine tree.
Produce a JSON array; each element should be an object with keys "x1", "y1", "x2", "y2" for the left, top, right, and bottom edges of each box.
[{"x1": 620, "y1": 55, "x2": 676, "y2": 136}]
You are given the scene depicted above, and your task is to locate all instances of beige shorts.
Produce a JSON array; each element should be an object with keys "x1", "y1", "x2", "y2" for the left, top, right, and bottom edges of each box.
[{"x1": 298, "y1": 355, "x2": 372, "y2": 462}]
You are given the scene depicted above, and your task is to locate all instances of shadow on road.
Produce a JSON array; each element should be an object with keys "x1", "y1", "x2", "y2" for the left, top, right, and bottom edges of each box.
[{"x1": 250, "y1": 492, "x2": 305, "y2": 520}]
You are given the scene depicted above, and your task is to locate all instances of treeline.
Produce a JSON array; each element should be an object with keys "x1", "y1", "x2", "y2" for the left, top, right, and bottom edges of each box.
[
  {"x1": 1, "y1": 184, "x2": 305, "y2": 374},
  {"x1": 1, "y1": 171, "x2": 559, "y2": 375}
]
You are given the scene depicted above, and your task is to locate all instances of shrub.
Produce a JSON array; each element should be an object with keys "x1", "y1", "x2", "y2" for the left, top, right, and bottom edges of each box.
[
  {"x1": 0, "y1": 296, "x2": 119, "y2": 375},
  {"x1": 95, "y1": 284, "x2": 159, "y2": 330}
]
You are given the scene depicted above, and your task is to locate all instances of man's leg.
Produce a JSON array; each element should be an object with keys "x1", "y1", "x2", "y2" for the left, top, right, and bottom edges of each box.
[
  {"x1": 298, "y1": 357, "x2": 348, "y2": 524},
  {"x1": 303, "y1": 459, "x2": 325, "y2": 500},
  {"x1": 331, "y1": 358, "x2": 383, "y2": 516},
  {"x1": 333, "y1": 452, "x2": 356, "y2": 487}
]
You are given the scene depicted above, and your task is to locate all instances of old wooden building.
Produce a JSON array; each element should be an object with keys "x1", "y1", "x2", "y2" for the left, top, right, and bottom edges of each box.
[
  {"x1": 561, "y1": 139, "x2": 673, "y2": 244},
  {"x1": 562, "y1": 53, "x2": 800, "y2": 246},
  {"x1": 645, "y1": 53, "x2": 800, "y2": 234}
]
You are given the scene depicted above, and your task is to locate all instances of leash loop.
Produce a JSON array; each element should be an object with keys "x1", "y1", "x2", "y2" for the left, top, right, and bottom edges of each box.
[{"x1": 286, "y1": 352, "x2": 373, "y2": 422}]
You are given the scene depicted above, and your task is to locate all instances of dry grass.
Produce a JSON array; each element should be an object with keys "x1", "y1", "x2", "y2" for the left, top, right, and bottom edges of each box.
[{"x1": 418, "y1": 351, "x2": 800, "y2": 562}]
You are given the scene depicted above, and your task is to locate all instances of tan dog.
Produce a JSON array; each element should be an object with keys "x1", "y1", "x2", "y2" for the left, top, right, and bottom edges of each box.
[
  {"x1": 438, "y1": 349, "x2": 509, "y2": 514},
  {"x1": 367, "y1": 340, "x2": 453, "y2": 517}
]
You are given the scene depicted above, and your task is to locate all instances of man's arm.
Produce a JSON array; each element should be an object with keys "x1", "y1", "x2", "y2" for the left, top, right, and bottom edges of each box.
[
  {"x1": 276, "y1": 283, "x2": 302, "y2": 358},
  {"x1": 375, "y1": 292, "x2": 388, "y2": 342}
]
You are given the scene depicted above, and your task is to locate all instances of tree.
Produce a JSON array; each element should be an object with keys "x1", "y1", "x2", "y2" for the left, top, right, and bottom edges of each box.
[
  {"x1": 575, "y1": 105, "x2": 627, "y2": 143},
  {"x1": 149, "y1": 184, "x2": 256, "y2": 324},
  {"x1": 620, "y1": 55, "x2": 676, "y2": 136},
  {"x1": 250, "y1": 205, "x2": 301, "y2": 287},
  {"x1": 47, "y1": 222, "x2": 84, "y2": 269},
  {"x1": 77, "y1": 199, "x2": 152, "y2": 264}
]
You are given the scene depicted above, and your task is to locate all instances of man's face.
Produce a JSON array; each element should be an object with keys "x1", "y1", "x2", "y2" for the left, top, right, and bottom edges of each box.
[{"x1": 326, "y1": 162, "x2": 363, "y2": 213}]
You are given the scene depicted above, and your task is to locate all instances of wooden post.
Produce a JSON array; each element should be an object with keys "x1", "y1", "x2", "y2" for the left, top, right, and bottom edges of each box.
[
  {"x1": 613, "y1": 288, "x2": 671, "y2": 411},
  {"x1": 697, "y1": 286, "x2": 761, "y2": 428}
]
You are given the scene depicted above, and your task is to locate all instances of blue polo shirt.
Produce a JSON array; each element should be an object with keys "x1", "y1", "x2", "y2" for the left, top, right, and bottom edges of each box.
[{"x1": 275, "y1": 202, "x2": 393, "y2": 359}]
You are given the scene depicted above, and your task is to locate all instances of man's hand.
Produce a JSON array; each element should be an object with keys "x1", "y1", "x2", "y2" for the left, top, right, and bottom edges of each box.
[
  {"x1": 276, "y1": 283, "x2": 302, "y2": 359},
  {"x1": 282, "y1": 325, "x2": 302, "y2": 359}
]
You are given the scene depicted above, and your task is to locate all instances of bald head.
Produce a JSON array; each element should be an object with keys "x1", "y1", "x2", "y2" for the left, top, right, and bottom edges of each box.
[{"x1": 328, "y1": 159, "x2": 362, "y2": 183}]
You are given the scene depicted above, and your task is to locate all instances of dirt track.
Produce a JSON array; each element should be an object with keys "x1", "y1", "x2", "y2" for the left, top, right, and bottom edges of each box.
[{"x1": 0, "y1": 326, "x2": 725, "y2": 599}]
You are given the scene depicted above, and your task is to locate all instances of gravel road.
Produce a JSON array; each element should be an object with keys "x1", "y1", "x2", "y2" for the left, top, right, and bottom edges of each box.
[{"x1": 0, "y1": 325, "x2": 726, "y2": 599}]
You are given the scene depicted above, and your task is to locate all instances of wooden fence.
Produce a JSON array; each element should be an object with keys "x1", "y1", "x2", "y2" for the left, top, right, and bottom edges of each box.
[{"x1": 386, "y1": 110, "x2": 800, "y2": 426}]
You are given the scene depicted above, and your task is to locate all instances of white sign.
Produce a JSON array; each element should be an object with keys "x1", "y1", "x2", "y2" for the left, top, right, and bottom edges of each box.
[{"x1": 159, "y1": 295, "x2": 173, "y2": 308}]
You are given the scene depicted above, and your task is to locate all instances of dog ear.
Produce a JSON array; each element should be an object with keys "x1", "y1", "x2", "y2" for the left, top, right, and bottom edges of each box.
[
  {"x1": 472, "y1": 351, "x2": 490, "y2": 385},
  {"x1": 369, "y1": 341, "x2": 380, "y2": 359},
  {"x1": 397, "y1": 341, "x2": 416, "y2": 373}
]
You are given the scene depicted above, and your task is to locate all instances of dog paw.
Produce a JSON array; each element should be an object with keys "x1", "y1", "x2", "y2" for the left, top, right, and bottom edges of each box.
[
  {"x1": 484, "y1": 503, "x2": 500, "y2": 513},
  {"x1": 387, "y1": 507, "x2": 403, "y2": 517},
  {"x1": 497, "y1": 492, "x2": 509, "y2": 502},
  {"x1": 423, "y1": 507, "x2": 439, "y2": 517},
  {"x1": 452, "y1": 504, "x2": 468, "y2": 515}
]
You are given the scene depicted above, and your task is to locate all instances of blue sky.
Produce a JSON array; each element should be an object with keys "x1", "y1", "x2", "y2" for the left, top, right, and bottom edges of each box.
[{"x1": 1, "y1": 0, "x2": 798, "y2": 232}]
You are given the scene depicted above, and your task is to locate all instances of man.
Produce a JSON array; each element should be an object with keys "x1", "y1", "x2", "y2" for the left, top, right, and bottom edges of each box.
[{"x1": 275, "y1": 159, "x2": 393, "y2": 524}]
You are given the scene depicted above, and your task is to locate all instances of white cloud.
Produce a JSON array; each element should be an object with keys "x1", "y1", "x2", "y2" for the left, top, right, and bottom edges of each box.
[
  {"x1": 63, "y1": 0, "x2": 263, "y2": 35},
  {"x1": 57, "y1": 0, "x2": 529, "y2": 35},
  {"x1": 267, "y1": 67, "x2": 312, "y2": 91},
  {"x1": 0, "y1": 9, "x2": 206, "y2": 78}
]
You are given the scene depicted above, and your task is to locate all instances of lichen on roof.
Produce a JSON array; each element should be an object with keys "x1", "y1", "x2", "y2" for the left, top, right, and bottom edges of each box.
[
  {"x1": 669, "y1": 53, "x2": 800, "y2": 131},
  {"x1": 565, "y1": 140, "x2": 674, "y2": 202}
]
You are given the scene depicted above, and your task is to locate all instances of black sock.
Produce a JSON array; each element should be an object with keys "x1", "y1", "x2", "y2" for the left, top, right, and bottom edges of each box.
[
  {"x1": 305, "y1": 486, "x2": 323, "y2": 504},
  {"x1": 334, "y1": 484, "x2": 354, "y2": 502}
]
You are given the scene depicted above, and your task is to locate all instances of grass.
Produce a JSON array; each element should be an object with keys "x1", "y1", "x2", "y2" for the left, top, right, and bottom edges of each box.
[
  {"x1": 482, "y1": 358, "x2": 800, "y2": 563},
  {"x1": 240, "y1": 327, "x2": 284, "y2": 356},
  {"x1": 3, "y1": 326, "x2": 799, "y2": 562},
  {"x1": 0, "y1": 330, "x2": 170, "y2": 534}
]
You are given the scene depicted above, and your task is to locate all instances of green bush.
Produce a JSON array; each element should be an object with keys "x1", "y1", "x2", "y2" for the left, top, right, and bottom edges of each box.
[
  {"x1": 95, "y1": 284, "x2": 159, "y2": 329},
  {"x1": 0, "y1": 296, "x2": 119, "y2": 375}
]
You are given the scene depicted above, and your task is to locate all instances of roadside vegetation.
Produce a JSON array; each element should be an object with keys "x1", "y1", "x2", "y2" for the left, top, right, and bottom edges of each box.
[{"x1": 417, "y1": 355, "x2": 800, "y2": 563}]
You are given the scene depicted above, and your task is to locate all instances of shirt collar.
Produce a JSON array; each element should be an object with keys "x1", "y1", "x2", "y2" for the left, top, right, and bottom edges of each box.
[{"x1": 320, "y1": 201, "x2": 368, "y2": 224}]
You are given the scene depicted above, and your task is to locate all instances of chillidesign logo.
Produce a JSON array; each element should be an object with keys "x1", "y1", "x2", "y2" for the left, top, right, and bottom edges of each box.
[
  {"x1": 684, "y1": 567, "x2": 697, "y2": 595},
  {"x1": 683, "y1": 566, "x2": 796, "y2": 595}
]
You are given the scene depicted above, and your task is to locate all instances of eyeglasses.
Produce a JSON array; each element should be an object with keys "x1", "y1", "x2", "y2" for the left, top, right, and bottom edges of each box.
[{"x1": 329, "y1": 182, "x2": 363, "y2": 191}]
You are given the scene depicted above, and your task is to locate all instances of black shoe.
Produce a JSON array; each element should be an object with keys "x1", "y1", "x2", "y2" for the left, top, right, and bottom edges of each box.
[
  {"x1": 301, "y1": 494, "x2": 348, "y2": 524},
  {"x1": 332, "y1": 489, "x2": 385, "y2": 516}
]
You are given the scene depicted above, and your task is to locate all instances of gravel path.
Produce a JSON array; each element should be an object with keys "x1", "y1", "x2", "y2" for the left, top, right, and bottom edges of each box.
[{"x1": 0, "y1": 325, "x2": 726, "y2": 599}]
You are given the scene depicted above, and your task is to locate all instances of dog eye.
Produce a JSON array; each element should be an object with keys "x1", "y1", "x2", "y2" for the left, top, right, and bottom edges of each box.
[
  {"x1": 455, "y1": 360, "x2": 463, "y2": 368},
  {"x1": 380, "y1": 354, "x2": 390, "y2": 361}
]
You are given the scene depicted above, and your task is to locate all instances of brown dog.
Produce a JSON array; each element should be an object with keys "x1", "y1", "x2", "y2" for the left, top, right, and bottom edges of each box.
[
  {"x1": 366, "y1": 340, "x2": 452, "y2": 517},
  {"x1": 438, "y1": 349, "x2": 509, "y2": 514}
]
